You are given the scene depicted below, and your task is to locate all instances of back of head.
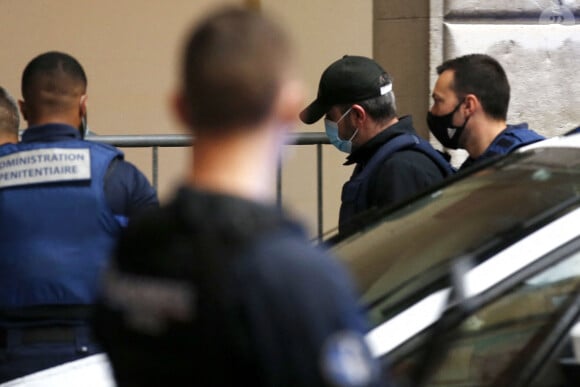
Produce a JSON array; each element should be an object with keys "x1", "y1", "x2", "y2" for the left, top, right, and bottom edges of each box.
[
  {"x1": 0, "y1": 87, "x2": 19, "y2": 139},
  {"x1": 181, "y1": 6, "x2": 292, "y2": 134},
  {"x1": 21, "y1": 51, "x2": 87, "y2": 124},
  {"x1": 437, "y1": 53, "x2": 510, "y2": 121},
  {"x1": 96, "y1": 8, "x2": 296, "y2": 385}
]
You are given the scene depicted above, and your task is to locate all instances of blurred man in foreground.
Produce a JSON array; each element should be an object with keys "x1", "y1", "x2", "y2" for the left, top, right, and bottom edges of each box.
[{"x1": 94, "y1": 6, "x2": 388, "y2": 387}]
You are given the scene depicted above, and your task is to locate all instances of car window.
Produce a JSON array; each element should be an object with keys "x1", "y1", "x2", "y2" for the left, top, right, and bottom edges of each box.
[
  {"x1": 392, "y1": 249, "x2": 580, "y2": 387},
  {"x1": 332, "y1": 147, "x2": 580, "y2": 328},
  {"x1": 366, "y1": 208, "x2": 580, "y2": 359}
]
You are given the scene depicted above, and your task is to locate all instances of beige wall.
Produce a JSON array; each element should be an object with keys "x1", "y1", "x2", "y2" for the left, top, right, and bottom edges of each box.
[
  {"x1": 0, "y1": 0, "x2": 236, "y2": 200},
  {"x1": 0, "y1": 0, "x2": 373, "y2": 236},
  {"x1": 374, "y1": 1, "x2": 431, "y2": 139}
]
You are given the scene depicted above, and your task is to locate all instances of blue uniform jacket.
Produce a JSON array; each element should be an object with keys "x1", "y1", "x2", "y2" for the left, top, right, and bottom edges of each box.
[
  {"x1": 94, "y1": 186, "x2": 388, "y2": 387},
  {"x1": 0, "y1": 124, "x2": 158, "y2": 309},
  {"x1": 460, "y1": 123, "x2": 545, "y2": 170},
  {"x1": 339, "y1": 116, "x2": 453, "y2": 233}
]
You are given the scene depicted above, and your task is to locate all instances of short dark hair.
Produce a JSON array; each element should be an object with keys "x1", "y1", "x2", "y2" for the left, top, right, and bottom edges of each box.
[
  {"x1": 0, "y1": 87, "x2": 19, "y2": 136},
  {"x1": 22, "y1": 51, "x2": 87, "y2": 101},
  {"x1": 437, "y1": 54, "x2": 510, "y2": 121},
  {"x1": 182, "y1": 7, "x2": 291, "y2": 133}
]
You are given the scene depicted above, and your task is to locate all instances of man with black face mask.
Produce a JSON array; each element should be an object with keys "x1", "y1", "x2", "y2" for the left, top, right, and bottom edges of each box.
[
  {"x1": 427, "y1": 53, "x2": 544, "y2": 170},
  {"x1": 301, "y1": 55, "x2": 454, "y2": 234}
]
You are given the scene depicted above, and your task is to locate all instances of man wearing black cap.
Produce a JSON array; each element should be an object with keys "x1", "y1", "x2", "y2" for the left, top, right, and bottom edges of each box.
[{"x1": 301, "y1": 55, "x2": 454, "y2": 234}]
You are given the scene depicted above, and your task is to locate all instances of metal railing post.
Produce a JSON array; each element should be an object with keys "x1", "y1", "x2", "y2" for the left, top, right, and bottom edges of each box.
[
  {"x1": 152, "y1": 146, "x2": 159, "y2": 190},
  {"x1": 316, "y1": 143, "x2": 323, "y2": 241},
  {"x1": 276, "y1": 158, "x2": 283, "y2": 210}
]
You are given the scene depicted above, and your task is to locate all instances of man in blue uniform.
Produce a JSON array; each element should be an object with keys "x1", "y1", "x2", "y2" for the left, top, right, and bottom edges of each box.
[
  {"x1": 427, "y1": 53, "x2": 545, "y2": 170},
  {"x1": 94, "y1": 7, "x2": 389, "y2": 387},
  {"x1": 0, "y1": 51, "x2": 158, "y2": 382},
  {"x1": 301, "y1": 55, "x2": 454, "y2": 234},
  {"x1": 0, "y1": 86, "x2": 19, "y2": 144}
]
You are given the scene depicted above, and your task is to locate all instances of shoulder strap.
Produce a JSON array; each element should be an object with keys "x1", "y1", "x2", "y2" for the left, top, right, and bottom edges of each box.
[
  {"x1": 410, "y1": 136, "x2": 456, "y2": 176},
  {"x1": 363, "y1": 134, "x2": 454, "y2": 179},
  {"x1": 340, "y1": 134, "x2": 455, "y2": 230},
  {"x1": 486, "y1": 128, "x2": 544, "y2": 157},
  {"x1": 357, "y1": 134, "x2": 420, "y2": 181}
]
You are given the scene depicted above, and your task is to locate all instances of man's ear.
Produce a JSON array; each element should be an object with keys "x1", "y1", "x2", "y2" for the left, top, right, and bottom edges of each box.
[
  {"x1": 80, "y1": 94, "x2": 88, "y2": 117},
  {"x1": 274, "y1": 78, "x2": 305, "y2": 124},
  {"x1": 350, "y1": 104, "x2": 366, "y2": 127},
  {"x1": 18, "y1": 100, "x2": 28, "y2": 121},
  {"x1": 464, "y1": 94, "x2": 479, "y2": 115},
  {"x1": 171, "y1": 91, "x2": 192, "y2": 128}
]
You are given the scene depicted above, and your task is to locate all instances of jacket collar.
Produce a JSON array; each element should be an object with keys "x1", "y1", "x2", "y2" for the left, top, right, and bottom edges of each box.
[
  {"x1": 21, "y1": 123, "x2": 82, "y2": 143},
  {"x1": 344, "y1": 115, "x2": 417, "y2": 165}
]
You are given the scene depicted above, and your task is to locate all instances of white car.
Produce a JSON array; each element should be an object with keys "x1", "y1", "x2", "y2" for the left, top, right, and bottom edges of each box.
[{"x1": 329, "y1": 133, "x2": 580, "y2": 386}]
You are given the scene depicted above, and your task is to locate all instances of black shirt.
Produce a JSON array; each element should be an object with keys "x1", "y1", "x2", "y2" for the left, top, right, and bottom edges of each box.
[{"x1": 95, "y1": 186, "x2": 387, "y2": 387}]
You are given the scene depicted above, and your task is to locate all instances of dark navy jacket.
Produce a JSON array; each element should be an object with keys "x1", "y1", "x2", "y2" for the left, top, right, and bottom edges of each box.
[
  {"x1": 460, "y1": 123, "x2": 545, "y2": 170},
  {"x1": 94, "y1": 187, "x2": 388, "y2": 387},
  {"x1": 0, "y1": 124, "x2": 158, "y2": 309},
  {"x1": 339, "y1": 116, "x2": 454, "y2": 233}
]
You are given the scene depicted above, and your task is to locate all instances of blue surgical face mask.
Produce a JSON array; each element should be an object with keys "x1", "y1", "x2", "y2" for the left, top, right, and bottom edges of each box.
[{"x1": 324, "y1": 107, "x2": 358, "y2": 153}]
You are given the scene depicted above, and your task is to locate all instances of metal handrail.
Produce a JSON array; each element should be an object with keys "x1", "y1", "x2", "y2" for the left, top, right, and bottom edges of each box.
[
  {"x1": 86, "y1": 132, "x2": 329, "y2": 146},
  {"x1": 87, "y1": 132, "x2": 330, "y2": 239}
]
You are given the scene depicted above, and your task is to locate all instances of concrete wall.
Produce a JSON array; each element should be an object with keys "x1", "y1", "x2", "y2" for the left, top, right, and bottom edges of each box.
[
  {"x1": 0, "y1": 0, "x2": 372, "y2": 236},
  {"x1": 431, "y1": 0, "x2": 580, "y2": 165},
  {"x1": 374, "y1": 1, "x2": 432, "y2": 139},
  {"x1": 0, "y1": 0, "x2": 229, "y2": 200}
]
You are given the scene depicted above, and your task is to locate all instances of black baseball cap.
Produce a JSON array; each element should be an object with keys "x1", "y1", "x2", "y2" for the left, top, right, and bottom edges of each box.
[{"x1": 300, "y1": 55, "x2": 392, "y2": 124}]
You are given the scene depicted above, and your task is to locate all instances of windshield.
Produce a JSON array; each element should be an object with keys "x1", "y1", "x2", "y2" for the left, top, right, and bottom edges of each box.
[{"x1": 331, "y1": 147, "x2": 580, "y2": 327}]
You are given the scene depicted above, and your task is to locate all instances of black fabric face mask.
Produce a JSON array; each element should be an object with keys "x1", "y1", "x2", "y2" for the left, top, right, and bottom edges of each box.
[{"x1": 427, "y1": 100, "x2": 468, "y2": 149}]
